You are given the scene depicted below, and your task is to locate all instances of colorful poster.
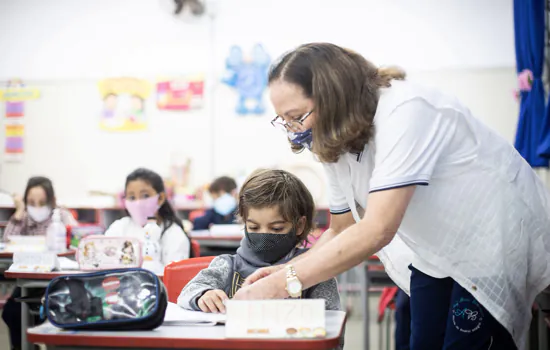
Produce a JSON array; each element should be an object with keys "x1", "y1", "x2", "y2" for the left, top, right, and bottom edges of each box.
[
  {"x1": 0, "y1": 79, "x2": 40, "y2": 103},
  {"x1": 5, "y1": 101, "x2": 24, "y2": 117},
  {"x1": 98, "y1": 78, "x2": 152, "y2": 132},
  {"x1": 4, "y1": 120, "x2": 24, "y2": 162},
  {"x1": 156, "y1": 75, "x2": 204, "y2": 111},
  {"x1": 0, "y1": 79, "x2": 39, "y2": 162},
  {"x1": 221, "y1": 43, "x2": 270, "y2": 115}
]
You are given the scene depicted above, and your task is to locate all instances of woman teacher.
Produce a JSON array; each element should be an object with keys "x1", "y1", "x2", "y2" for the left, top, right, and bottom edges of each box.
[{"x1": 233, "y1": 43, "x2": 550, "y2": 350}]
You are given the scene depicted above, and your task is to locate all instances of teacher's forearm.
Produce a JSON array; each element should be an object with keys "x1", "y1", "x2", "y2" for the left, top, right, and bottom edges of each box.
[
  {"x1": 292, "y1": 221, "x2": 394, "y2": 289},
  {"x1": 286, "y1": 228, "x2": 338, "y2": 265},
  {"x1": 310, "y1": 228, "x2": 338, "y2": 251}
]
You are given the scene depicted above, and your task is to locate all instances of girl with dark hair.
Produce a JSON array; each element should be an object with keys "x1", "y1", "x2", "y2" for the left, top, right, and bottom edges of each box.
[
  {"x1": 2, "y1": 176, "x2": 78, "y2": 350},
  {"x1": 105, "y1": 168, "x2": 192, "y2": 264},
  {"x1": 3, "y1": 176, "x2": 77, "y2": 241}
]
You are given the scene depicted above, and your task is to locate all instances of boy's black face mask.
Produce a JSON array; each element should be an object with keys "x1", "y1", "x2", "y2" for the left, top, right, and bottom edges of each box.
[{"x1": 244, "y1": 228, "x2": 299, "y2": 264}]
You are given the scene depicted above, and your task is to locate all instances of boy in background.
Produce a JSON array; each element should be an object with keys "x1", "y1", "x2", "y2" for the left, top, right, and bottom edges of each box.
[{"x1": 192, "y1": 176, "x2": 238, "y2": 230}]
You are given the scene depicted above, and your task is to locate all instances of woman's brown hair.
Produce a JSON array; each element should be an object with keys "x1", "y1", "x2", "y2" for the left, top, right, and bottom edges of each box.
[
  {"x1": 237, "y1": 169, "x2": 315, "y2": 245},
  {"x1": 268, "y1": 42, "x2": 406, "y2": 163}
]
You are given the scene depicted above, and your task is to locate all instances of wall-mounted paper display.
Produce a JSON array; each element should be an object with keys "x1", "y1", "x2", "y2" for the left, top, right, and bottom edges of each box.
[
  {"x1": 0, "y1": 79, "x2": 41, "y2": 120},
  {"x1": 4, "y1": 119, "x2": 24, "y2": 162},
  {"x1": 97, "y1": 78, "x2": 152, "y2": 132},
  {"x1": 221, "y1": 44, "x2": 270, "y2": 115},
  {"x1": 0, "y1": 79, "x2": 41, "y2": 106},
  {"x1": 156, "y1": 75, "x2": 204, "y2": 111}
]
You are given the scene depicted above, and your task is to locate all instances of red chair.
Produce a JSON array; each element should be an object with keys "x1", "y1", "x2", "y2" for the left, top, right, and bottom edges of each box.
[
  {"x1": 191, "y1": 239, "x2": 201, "y2": 257},
  {"x1": 163, "y1": 256, "x2": 215, "y2": 303}
]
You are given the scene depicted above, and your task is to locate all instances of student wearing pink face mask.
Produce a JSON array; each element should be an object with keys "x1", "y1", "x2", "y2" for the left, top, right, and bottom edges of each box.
[{"x1": 105, "y1": 168, "x2": 192, "y2": 264}]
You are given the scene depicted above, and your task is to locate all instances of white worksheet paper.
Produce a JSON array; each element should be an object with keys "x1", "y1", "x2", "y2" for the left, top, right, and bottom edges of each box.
[{"x1": 163, "y1": 302, "x2": 226, "y2": 326}]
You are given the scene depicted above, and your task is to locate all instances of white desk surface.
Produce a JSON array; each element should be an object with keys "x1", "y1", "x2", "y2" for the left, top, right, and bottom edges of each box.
[{"x1": 28, "y1": 310, "x2": 346, "y2": 350}]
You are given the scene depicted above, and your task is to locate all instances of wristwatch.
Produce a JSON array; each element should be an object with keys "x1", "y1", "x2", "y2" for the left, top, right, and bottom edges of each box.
[{"x1": 285, "y1": 265, "x2": 303, "y2": 298}]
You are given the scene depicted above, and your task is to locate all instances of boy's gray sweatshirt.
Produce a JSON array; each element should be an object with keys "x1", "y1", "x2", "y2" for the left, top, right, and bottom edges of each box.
[{"x1": 177, "y1": 238, "x2": 344, "y2": 349}]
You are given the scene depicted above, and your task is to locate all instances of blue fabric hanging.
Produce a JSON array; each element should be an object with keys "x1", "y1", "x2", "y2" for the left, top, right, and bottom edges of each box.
[{"x1": 513, "y1": 0, "x2": 548, "y2": 167}]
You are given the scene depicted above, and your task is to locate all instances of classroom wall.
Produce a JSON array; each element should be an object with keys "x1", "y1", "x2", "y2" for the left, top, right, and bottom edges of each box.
[{"x1": 0, "y1": 0, "x2": 518, "y2": 206}]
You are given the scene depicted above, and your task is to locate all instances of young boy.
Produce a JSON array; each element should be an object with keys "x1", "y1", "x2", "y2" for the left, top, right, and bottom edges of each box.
[
  {"x1": 178, "y1": 169, "x2": 342, "y2": 320},
  {"x1": 192, "y1": 176, "x2": 238, "y2": 230}
]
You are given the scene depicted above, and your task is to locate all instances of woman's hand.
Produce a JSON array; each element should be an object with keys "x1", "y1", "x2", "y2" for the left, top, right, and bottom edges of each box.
[
  {"x1": 198, "y1": 289, "x2": 229, "y2": 313},
  {"x1": 12, "y1": 194, "x2": 25, "y2": 220},
  {"x1": 234, "y1": 271, "x2": 288, "y2": 301},
  {"x1": 242, "y1": 265, "x2": 285, "y2": 287}
]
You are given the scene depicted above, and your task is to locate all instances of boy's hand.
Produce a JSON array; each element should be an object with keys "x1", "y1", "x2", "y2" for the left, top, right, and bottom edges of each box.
[
  {"x1": 242, "y1": 265, "x2": 284, "y2": 287},
  {"x1": 198, "y1": 289, "x2": 228, "y2": 313}
]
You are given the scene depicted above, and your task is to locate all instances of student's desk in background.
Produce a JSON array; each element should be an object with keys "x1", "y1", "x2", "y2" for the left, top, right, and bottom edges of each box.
[
  {"x1": 189, "y1": 231, "x2": 242, "y2": 256},
  {"x1": 28, "y1": 310, "x2": 346, "y2": 350},
  {"x1": 0, "y1": 250, "x2": 76, "y2": 267}
]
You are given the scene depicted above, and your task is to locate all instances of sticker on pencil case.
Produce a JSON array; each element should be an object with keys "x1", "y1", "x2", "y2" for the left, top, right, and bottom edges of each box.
[{"x1": 76, "y1": 236, "x2": 143, "y2": 270}]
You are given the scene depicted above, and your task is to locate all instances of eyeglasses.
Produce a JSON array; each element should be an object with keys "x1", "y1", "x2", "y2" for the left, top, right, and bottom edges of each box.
[{"x1": 271, "y1": 110, "x2": 313, "y2": 133}]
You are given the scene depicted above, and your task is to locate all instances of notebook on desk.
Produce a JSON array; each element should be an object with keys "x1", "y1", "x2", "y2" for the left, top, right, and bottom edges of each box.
[{"x1": 163, "y1": 302, "x2": 226, "y2": 326}]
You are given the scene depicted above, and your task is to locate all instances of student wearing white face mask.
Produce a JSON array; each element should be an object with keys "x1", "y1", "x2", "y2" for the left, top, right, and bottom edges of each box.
[
  {"x1": 3, "y1": 176, "x2": 77, "y2": 241},
  {"x1": 192, "y1": 176, "x2": 238, "y2": 230},
  {"x1": 2, "y1": 176, "x2": 78, "y2": 350}
]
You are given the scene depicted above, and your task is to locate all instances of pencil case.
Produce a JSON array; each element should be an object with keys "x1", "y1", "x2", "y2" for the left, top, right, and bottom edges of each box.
[
  {"x1": 44, "y1": 268, "x2": 167, "y2": 330},
  {"x1": 76, "y1": 235, "x2": 143, "y2": 270}
]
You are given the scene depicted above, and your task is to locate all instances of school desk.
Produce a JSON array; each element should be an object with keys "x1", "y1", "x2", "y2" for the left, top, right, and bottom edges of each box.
[
  {"x1": 4, "y1": 270, "x2": 85, "y2": 350},
  {"x1": 189, "y1": 232, "x2": 242, "y2": 256},
  {"x1": 4, "y1": 269, "x2": 162, "y2": 350},
  {"x1": 28, "y1": 310, "x2": 346, "y2": 350},
  {"x1": 191, "y1": 235, "x2": 242, "y2": 249}
]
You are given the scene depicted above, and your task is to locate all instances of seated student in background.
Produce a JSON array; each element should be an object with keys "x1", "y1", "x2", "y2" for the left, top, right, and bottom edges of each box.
[
  {"x1": 178, "y1": 169, "x2": 341, "y2": 313},
  {"x1": 2, "y1": 176, "x2": 78, "y2": 350},
  {"x1": 192, "y1": 176, "x2": 238, "y2": 230},
  {"x1": 105, "y1": 168, "x2": 192, "y2": 264},
  {"x1": 3, "y1": 176, "x2": 78, "y2": 241}
]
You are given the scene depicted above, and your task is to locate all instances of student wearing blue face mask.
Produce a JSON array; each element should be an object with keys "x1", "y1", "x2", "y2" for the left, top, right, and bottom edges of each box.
[{"x1": 192, "y1": 176, "x2": 238, "y2": 230}]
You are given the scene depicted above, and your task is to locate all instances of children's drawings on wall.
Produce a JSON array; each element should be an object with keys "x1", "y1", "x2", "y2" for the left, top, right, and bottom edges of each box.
[
  {"x1": 5, "y1": 101, "x2": 24, "y2": 117},
  {"x1": 0, "y1": 79, "x2": 41, "y2": 105},
  {"x1": 98, "y1": 78, "x2": 152, "y2": 132},
  {"x1": 0, "y1": 79, "x2": 41, "y2": 162},
  {"x1": 4, "y1": 120, "x2": 24, "y2": 162},
  {"x1": 222, "y1": 44, "x2": 270, "y2": 115},
  {"x1": 156, "y1": 75, "x2": 204, "y2": 111}
]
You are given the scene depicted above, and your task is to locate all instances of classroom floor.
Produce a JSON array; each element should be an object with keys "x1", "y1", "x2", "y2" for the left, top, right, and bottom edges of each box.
[{"x1": 0, "y1": 295, "x2": 391, "y2": 350}]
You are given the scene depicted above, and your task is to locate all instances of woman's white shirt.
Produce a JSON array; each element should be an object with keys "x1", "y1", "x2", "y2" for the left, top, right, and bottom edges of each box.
[
  {"x1": 104, "y1": 217, "x2": 191, "y2": 266},
  {"x1": 323, "y1": 80, "x2": 550, "y2": 349}
]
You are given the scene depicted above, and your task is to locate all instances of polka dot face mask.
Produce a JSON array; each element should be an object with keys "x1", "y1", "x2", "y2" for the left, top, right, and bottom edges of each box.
[{"x1": 244, "y1": 228, "x2": 299, "y2": 263}]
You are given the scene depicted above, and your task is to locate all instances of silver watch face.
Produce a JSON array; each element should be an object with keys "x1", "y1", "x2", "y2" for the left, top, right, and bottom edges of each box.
[{"x1": 288, "y1": 279, "x2": 302, "y2": 295}]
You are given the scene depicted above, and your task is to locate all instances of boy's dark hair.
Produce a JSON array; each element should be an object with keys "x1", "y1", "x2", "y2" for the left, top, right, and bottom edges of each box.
[
  {"x1": 209, "y1": 176, "x2": 237, "y2": 194},
  {"x1": 125, "y1": 168, "x2": 193, "y2": 257},
  {"x1": 238, "y1": 169, "x2": 315, "y2": 245},
  {"x1": 24, "y1": 176, "x2": 56, "y2": 208}
]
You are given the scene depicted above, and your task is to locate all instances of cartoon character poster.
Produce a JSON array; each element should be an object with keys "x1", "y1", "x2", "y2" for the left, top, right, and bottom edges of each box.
[
  {"x1": 156, "y1": 75, "x2": 204, "y2": 111},
  {"x1": 98, "y1": 78, "x2": 152, "y2": 132},
  {"x1": 221, "y1": 44, "x2": 270, "y2": 115}
]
